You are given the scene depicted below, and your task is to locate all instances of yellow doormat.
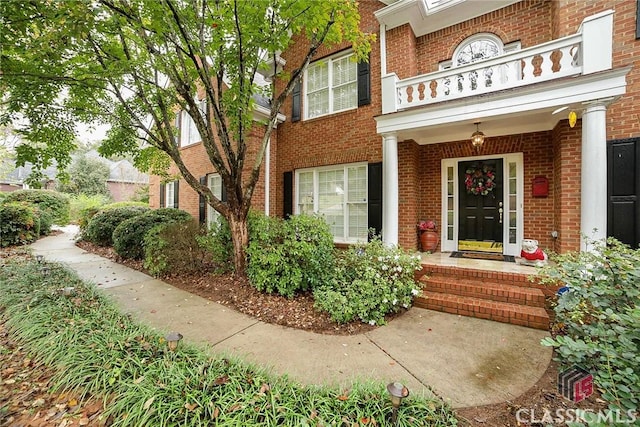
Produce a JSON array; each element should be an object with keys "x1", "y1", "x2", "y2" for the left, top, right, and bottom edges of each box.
[{"x1": 458, "y1": 240, "x2": 503, "y2": 253}]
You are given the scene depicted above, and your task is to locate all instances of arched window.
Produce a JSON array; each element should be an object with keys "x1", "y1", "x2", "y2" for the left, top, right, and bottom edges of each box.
[
  {"x1": 439, "y1": 34, "x2": 519, "y2": 93},
  {"x1": 453, "y1": 34, "x2": 503, "y2": 66}
]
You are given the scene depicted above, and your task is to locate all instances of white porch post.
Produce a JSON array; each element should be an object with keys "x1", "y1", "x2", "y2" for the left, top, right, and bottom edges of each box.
[
  {"x1": 580, "y1": 101, "x2": 608, "y2": 250},
  {"x1": 382, "y1": 133, "x2": 399, "y2": 246}
]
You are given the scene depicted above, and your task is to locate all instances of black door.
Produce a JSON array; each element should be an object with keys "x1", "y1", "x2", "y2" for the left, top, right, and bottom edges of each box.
[
  {"x1": 607, "y1": 138, "x2": 640, "y2": 248},
  {"x1": 458, "y1": 159, "x2": 504, "y2": 251}
]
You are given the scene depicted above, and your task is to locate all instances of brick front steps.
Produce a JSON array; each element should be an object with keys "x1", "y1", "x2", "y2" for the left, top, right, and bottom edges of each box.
[{"x1": 415, "y1": 265, "x2": 552, "y2": 330}]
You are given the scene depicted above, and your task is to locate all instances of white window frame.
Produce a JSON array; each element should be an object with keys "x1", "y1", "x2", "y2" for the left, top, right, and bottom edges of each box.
[
  {"x1": 179, "y1": 100, "x2": 206, "y2": 147},
  {"x1": 294, "y1": 162, "x2": 368, "y2": 244},
  {"x1": 304, "y1": 51, "x2": 358, "y2": 120},
  {"x1": 165, "y1": 181, "x2": 177, "y2": 208},
  {"x1": 438, "y1": 36, "x2": 520, "y2": 70},
  {"x1": 207, "y1": 174, "x2": 222, "y2": 228}
]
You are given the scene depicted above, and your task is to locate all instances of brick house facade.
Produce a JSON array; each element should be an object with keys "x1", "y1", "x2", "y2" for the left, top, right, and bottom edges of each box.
[{"x1": 152, "y1": 0, "x2": 639, "y2": 255}]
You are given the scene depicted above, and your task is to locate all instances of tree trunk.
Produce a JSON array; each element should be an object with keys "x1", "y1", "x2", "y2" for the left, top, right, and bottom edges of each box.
[{"x1": 227, "y1": 211, "x2": 249, "y2": 276}]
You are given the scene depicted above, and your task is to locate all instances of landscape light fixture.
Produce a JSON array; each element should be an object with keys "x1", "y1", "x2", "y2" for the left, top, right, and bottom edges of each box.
[
  {"x1": 41, "y1": 266, "x2": 50, "y2": 276},
  {"x1": 36, "y1": 255, "x2": 44, "y2": 263},
  {"x1": 387, "y1": 381, "x2": 409, "y2": 426},
  {"x1": 62, "y1": 287, "x2": 75, "y2": 297},
  {"x1": 471, "y1": 122, "x2": 485, "y2": 148},
  {"x1": 165, "y1": 332, "x2": 183, "y2": 352}
]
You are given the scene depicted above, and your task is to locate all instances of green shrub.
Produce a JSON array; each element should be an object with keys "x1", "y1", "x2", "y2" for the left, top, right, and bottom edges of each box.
[
  {"x1": 77, "y1": 201, "x2": 148, "y2": 233},
  {"x1": 246, "y1": 213, "x2": 335, "y2": 298},
  {"x1": 197, "y1": 215, "x2": 233, "y2": 273},
  {"x1": 0, "y1": 202, "x2": 40, "y2": 247},
  {"x1": 314, "y1": 237, "x2": 422, "y2": 325},
  {"x1": 540, "y1": 238, "x2": 640, "y2": 413},
  {"x1": 2, "y1": 189, "x2": 70, "y2": 226},
  {"x1": 144, "y1": 219, "x2": 210, "y2": 277},
  {"x1": 112, "y1": 208, "x2": 191, "y2": 259},
  {"x1": 101, "y1": 201, "x2": 149, "y2": 210},
  {"x1": 69, "y1": 194, "x2": 111, "y2": 225},
  {"x1": 84, "y1": 206, "x2": 150, "y2": 246}
]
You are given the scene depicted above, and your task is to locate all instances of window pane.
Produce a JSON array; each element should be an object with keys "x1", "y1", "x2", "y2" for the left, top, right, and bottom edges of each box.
[
  {"x1": 166, "y1": 182, "x2": 175, "y2": 207},
  {"x1": 332, "y1": 56, "x2": 356, "y2": 86},
  {"x1": 348, "y1": 203, "x2": 367, "y2": 239},
  {"x1": 307, "y1": 62, "x2": 328, "y2": 92},
  {"x1": 456, "y1": 39, "x2": 500, "y2": 66},
  {"x1": 333, "y1": 82, "x2": 357, "y2": 112},
  {"x1": 509, "y1": 212, "x2": 517, "y2": 227},
  {"x1": 318, "y1": 169, "x2": 344, "y2": 238},
  {"x1": 347, "y1": 166, "x2": 366, "y2": 202},
  {"x1": 208, "y1": 175, "x2": 222, "y2": 198},
  {"x1": 308, "y1": 89, "x2": 329, "y2": 118},
  {"x1": 207, "y1": 175, "x2": 222, "y2": 226},
  {"x1": 447, "y1": 166, "x2": 453, "y2": 181},
  {"x1": 297, "y1": 171, "x2": 314, "y2": 214},
  {"x1": 509, "y1": 162, "x2": 517, "y2": 178},
  {"x1": 509, "y1": 178, "x2": 516, "y2": 194}
]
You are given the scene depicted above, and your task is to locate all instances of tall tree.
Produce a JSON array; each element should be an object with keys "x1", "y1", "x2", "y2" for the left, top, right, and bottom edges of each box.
[
  {"x1": 1, "y1": 0, "x2": 372, "y2": 274},
  {"x1": 57, "y1": 156, "x2": 111, "y2": 197}
]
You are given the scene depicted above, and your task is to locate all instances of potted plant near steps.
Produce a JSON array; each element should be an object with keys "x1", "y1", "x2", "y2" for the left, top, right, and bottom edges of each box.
[{"x1": 417, "y1": 220, "x2": 439, "y2": 252}]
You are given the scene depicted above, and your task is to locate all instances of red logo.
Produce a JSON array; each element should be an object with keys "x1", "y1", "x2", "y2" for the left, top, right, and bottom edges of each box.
[{"x1": 558, "y1": 367, "x2": 593, "y2": 402}]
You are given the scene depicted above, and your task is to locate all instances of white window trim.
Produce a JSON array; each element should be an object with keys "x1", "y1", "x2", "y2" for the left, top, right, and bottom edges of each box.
[
  {"x1": 206, "y1": 173, "x2": 222, "y2": 228},
  {"x1": 438, "y1": 35, "x2": 520, "y2": 70},
  {"x1": 303, "y1": 51, "x2": 358, "y2": 120},
  {"x1": 165, "y1": 181, "x2": 177, "y2": 208},
  {"x1": 179, "y1": 100, "x2": 206, "y2": 147},
  {"x1": 440, "y1": 153, "x2": 523, "y2": 256},
  {"x1": 294, "y1": 162, "x2": 368, "y2": 244}
]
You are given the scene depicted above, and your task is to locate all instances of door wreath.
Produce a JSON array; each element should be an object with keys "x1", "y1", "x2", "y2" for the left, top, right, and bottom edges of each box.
[{"x1": 465, "y1": 164, "x2": 495, "y2": 196}]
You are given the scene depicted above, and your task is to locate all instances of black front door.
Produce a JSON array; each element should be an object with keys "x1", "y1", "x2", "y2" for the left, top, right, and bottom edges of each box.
[
  {"x1": 458, "y1": 159, "x2": 504, "y2": 251},
  {"x1": 607, "y1": 138, "x2": 640, "y2": 248}
]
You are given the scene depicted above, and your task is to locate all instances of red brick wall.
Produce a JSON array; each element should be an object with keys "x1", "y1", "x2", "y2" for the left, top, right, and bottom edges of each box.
[
  {"x1": 386, "y1": 24, "x2": 418, "y2": 79},
  {"x1": 552, "y1": 120, "x2": 582, "y2": 253},
  {"x1": 149, "y1": 126, "x2": 271, "y2": 219},
  {"x1": 107, "y1": 182, "x2": 145, "y2": 202},
  {"x1": 273, "y1": 1, "x2": 384, "y2": 218},
  {"x1": 554, "y1": 0, "x2": 640, "y2": 140},
  {"x1": 414, "y1": 1, "x2": 552, "y2": 74}
]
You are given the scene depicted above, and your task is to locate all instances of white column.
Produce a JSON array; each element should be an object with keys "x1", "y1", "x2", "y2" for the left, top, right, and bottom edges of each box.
[
  {"x1": 382, "y1": 133, "x2": 399, "y2": 246},
  {"x1": 580, "y1": 101, "x2": 608, "y2": 250},
  {"x1": 264, "y1": 139, "x2": 270, "y2": 216}
]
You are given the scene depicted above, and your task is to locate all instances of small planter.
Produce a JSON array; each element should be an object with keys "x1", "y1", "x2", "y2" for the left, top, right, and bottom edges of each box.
[{"x1": 419, "y1": 230, "x2": 439, "y2": 253}]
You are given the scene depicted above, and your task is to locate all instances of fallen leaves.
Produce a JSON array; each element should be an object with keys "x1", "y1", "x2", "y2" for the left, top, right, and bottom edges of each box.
[{"x1": 0, "y1": 321, "x2": 108, "y2": 426}]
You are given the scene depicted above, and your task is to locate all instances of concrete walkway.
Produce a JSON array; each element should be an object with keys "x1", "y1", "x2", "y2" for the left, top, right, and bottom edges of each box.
[{"x1": 31, "y1": 226, "x2": 552, "y2": 409}]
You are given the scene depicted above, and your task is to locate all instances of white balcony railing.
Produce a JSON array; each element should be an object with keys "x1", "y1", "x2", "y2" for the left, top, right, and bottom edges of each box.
[{"x1": 381, "y1": 10, "x2": 614, "y2": 114}]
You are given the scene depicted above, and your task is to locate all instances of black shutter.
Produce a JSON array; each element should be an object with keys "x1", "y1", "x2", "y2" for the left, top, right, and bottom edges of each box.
[
  {"x1": 173, "y1": 180, "x2": 179, "y2": 208},
  {"x1": 291, "y1": 81, "x2": 301, "y2": 122},
  {"x1": 199, "y1": 176, "x2": 207, "y2": 225},
  {"x1": 159, "y1": 183, "x2": 165, "y2": 208},
  {"x1": 368, "y1": 162, "x2": 382, "y2": 239},
  {"x1": 283, "y1": 171, "x2": 293, "y2": 219},
  {"x1": 357, "y1": 57, "x2": 371, "y2": 107},
  {"x1": 221, "y1": 178, "x2": 227, "y2": 202}
]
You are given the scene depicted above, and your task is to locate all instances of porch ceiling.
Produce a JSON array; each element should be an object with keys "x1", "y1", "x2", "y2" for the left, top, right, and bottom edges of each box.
[{"x1": 375, "y1": 67, "x2": 630, "y2": 145}]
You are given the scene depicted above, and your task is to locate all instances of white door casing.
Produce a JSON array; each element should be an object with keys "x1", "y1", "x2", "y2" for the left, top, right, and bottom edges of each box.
[{"x1": 441, "y1": 153, "x2": 524, "y2": 256}]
